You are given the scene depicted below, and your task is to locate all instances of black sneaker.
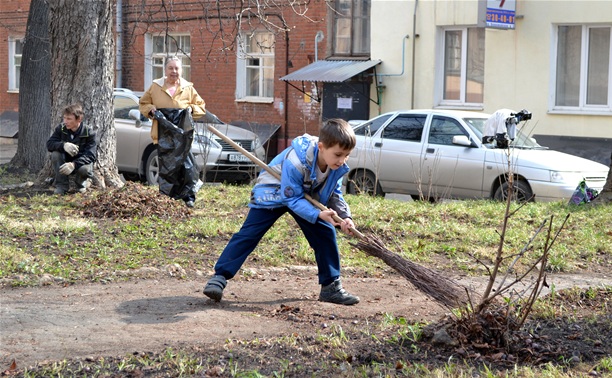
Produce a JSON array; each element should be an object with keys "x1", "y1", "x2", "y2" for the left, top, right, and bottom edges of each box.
[
  {"x1": 204, "y1": 275, "x2": 227, "y2": 301},
  {"x1": 319, "y1": 279, "x2": 360, "y2": 305}
]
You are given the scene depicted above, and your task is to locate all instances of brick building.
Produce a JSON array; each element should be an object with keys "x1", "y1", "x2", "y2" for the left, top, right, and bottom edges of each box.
[
  {"x1": 1, "y1": 1, "x2": 377, "y2": 158},
  {"x1": 0, "y1": 0, "x2": 29, "y2": 138}
]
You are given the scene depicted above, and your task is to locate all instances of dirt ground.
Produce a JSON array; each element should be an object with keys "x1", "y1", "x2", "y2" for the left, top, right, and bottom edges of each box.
[{"x1": 1, "y1": 267, "x2": 610, "y2": 372}]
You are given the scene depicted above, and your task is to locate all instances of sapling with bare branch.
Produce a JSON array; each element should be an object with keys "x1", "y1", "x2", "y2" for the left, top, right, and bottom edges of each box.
[{"x1": 471, "y1": 139, "x2": 571, "y2": 330}]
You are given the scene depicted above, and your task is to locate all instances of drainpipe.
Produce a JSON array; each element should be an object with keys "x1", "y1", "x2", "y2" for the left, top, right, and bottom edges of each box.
[
  {"x1": 116, "y1": 0, "x2": 123, "y2": 88},
  {"x1": 284, "y1": 29, "x2": 289, "y2": 150},
  {"x1": 263, "y1": 13, "x2": 290, "y2": 151},
  {"x1": 377, "y1": 34, "x2": 410, "y2": 78},
  {"x1": 411, "y1": 0, "x2": 419, "y2": 109}
]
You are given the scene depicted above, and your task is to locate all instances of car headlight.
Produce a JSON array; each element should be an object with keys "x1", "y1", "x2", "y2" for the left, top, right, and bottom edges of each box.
[
  {"x1": 550, "y1": 171, "x2": 564, "y2": 183},
  {"x1": 253, "y1": 136, "x2": 262, "y2": 150},
  {"x1": 193, "y1": 134, "x2": 221, "y2": 149}
]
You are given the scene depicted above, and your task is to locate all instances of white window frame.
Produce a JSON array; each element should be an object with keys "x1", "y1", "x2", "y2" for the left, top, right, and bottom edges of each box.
[
  {"x1": 435, "y1": 27, "x2": 485, "y2": 110},
  {"x1": 8, "y1": 37, "x2": 24, "y2": 92},
  {"x1": 550, "y1": 24, "x2": 612, "y2": 115},
  {"x1": 236, "y1": 31, "x2": 275, "y2": 103},
  {"x1": 143, "y1": 33, "x2": 191, "y2": 90}
]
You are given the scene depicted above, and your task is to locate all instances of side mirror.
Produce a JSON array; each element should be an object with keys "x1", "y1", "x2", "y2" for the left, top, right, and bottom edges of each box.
[
  {"x1": 128, "y1": 109, "x2": 143, "y2": 127},
  {"x1": 452, "y1": 135, "x2": 474, "y2": 147}
]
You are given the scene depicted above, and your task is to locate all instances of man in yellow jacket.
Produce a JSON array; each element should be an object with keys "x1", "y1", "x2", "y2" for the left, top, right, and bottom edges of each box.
[{"x1": 139, "y1": 56, "x2": 207, "y2": 207}]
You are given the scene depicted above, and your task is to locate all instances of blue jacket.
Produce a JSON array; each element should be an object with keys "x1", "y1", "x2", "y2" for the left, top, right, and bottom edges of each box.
[{"x1": 249, "y1": 134, "x2": 351, "y2": 224}]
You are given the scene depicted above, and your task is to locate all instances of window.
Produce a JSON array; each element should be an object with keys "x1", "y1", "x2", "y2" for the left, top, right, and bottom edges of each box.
[
  {"x1": 439, "y1": 27, "x2": 485, "y2": 106},
  {"x1": 149, "y1": 34, "x2": 191, "y2": 82},
  {"x1": 381, "y1": 114, "x2": 426, "y2": 142},
  {"x1": 236, "y1": 32, "x2": 275, "y2": 100},
  {"x1": 332, "y1": 0, "x2": 370, "y2": 56},
  {"x1": 429, "y1": 116, "x2": 468, "y2": 145},
  {"x1": 113, "y1": 95, "x2": 142, "y2": 121},
  {"x1": 555, "y1": 25, "x2": 611, "y2": 111},
  {"x1": 8, "y1": 37, "x2": 24, "y2": 91},
  {"x1": 353, "y1": 114, "x2": 392, "y2": 136}
]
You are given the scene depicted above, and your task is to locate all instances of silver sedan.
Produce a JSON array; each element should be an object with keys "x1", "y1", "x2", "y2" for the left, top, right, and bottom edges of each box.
[{"x1": 345, "y1": 109, "x2": 608, "y2": 202}]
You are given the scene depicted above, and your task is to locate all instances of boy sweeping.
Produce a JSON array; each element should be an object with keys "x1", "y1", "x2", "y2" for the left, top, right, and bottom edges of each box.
[{"x1": 204, "y1": 118, "x2": 360, "y2": 305}]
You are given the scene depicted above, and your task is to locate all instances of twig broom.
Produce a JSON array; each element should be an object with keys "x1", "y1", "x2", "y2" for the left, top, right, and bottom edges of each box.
[{"x1": 205, "y1": 121, "x2": 467, "y2": 308}]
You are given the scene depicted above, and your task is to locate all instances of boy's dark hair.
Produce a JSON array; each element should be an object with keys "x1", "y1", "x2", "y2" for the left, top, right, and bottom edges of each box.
[
  {"x1": 63, "y1": 104, "x2": 84, "y2": 120},
  {"x1": 319, "y1": 118, "x2": 356, "y2": 150}
]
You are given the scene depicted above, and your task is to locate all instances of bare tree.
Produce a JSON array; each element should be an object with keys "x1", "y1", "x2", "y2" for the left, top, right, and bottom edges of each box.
[
  {"x1": 11, "y1": 0, "x2": 51, "y2": 172},
  {"x1": 122, "y1": 0, "x2": 300, "y2": 54},
  {"x1": 603, "y1": 155, "x2": 612, "y2": 192},
  {"x1": 592, "y1": 151, "x2": 612, "y2": 204},
  {"x1": 48, "y1": 0, "x2": 122, "y2": 189}
]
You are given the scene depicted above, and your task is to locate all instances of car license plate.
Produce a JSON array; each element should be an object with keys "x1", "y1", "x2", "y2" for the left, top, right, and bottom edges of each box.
[{"x1": 229, "y1": 154, "x2": 251, "y2": 163}]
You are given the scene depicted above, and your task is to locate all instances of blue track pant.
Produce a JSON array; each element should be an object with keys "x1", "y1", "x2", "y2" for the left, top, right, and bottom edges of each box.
[{"x1": 213, "y1": 207, "x2": 341, "y2": 286}]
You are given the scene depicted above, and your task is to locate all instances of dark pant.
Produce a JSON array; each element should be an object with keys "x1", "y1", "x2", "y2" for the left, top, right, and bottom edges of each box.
[
  {"x1": 51, "y1": 151, "x2": 93, "y2": 191},
  {"x1": 214, "y1": 207, "x2": 341, "y2": 286}
]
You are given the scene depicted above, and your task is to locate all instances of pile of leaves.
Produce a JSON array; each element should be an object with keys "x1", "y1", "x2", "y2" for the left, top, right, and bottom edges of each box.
[{"x1": 79, "y1": 181, "x2": 191, "y2": 220}]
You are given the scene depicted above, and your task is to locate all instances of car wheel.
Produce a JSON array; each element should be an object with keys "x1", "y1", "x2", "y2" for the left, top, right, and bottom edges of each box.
[
  {"x1": 347, "y1": 170, "x2": 384, "y2": 196},
  {"x1": 144, "y1": 150, "x2": 160, "y2": 186},
  {"x1": 493, "y1": 180, "x2": 533, "y2": 203}
]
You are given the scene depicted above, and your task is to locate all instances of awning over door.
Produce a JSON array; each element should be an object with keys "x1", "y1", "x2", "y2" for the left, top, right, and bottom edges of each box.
[
  {"x1": 279, "y1": 59, "x2": 382, "y2": 103},
  {"x1": 279, "y1": 59, "x2": 382, "y2": 83}
]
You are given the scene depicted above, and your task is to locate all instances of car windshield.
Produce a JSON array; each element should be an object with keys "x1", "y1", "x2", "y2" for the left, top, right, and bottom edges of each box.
[
  {"x1": 353, "y1": 114, "x2": 393, "y2": 136},
  {"x1": 463, "y1": 117, "x2": 545, "y2": 149}
]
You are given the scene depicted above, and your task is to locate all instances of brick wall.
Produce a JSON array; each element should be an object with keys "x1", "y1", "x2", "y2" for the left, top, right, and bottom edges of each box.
[
  {"x1": 0, "y1": 0, "x2": 29, "y2": 122},
  {"x1": 0, "y1": 0, "x2": 330, "y2": 151},
  {"x1": 119, "y1": 0, "x2": 330, "y2": 154}
]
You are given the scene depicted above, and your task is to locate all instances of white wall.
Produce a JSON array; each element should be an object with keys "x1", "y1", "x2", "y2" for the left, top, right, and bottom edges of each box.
[{"x1": 370, "y1": 0, "x2": 612, "y2": 141}]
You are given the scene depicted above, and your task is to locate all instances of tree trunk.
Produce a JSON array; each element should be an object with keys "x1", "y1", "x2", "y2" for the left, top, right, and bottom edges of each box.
[
  {"x1": 11, "y1": 0, "x2": 51, "y2": 173},
  {"x1": 48, "y1": 0, "x2": 122, "y2": 189},
  {"x1": 592, "y1": 152, "x2": 612, "y2": 204}
]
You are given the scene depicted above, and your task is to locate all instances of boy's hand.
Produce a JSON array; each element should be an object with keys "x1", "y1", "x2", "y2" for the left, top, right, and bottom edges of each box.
[
  {"x1": 63, "y1": 142, "x2": 79, "y2": 157},
  {"x1": 318, "y1": 209, "x2": 340, "y2": 226},
  {"x1": 59, "y1": 162, "x2": 75, "y2": 176},
  {"x1": 340, "y1": 218, "x2": 355, "y2": 236},
  {"x1": 318, "y1": 211, "x2": 356, "y2": 235}
]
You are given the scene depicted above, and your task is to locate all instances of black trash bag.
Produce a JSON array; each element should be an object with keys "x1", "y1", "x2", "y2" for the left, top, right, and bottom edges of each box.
[{"x1": 153, "y1": 108, "x2": 198, "y2": 202}]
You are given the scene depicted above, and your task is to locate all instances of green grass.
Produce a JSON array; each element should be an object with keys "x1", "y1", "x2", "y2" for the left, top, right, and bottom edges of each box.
[{"x1": 1, "y1": 185, "x2": 611, "y2": 286}]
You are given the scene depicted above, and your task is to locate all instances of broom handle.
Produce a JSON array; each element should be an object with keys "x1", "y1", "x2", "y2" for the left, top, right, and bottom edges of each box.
[{"x1": 207, "y1": 124, "x2": 366, "y2": 240}]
